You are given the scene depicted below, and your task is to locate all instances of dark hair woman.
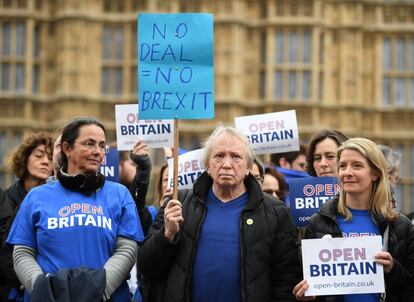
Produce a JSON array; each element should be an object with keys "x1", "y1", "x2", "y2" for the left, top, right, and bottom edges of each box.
[
  {"x1": 7, "y1": 117, "x2": 144, "y2": 302},
  {"x1": 306, "y1": 129, "x2": 348, "y2": 177}
]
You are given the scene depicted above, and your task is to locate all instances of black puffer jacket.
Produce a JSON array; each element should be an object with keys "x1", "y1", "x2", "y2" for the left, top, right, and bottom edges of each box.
[
  {"x1": 306, "y1": 197, "x2": 414, "y2": 302},
  {"x1": 138, "y1": 172, "x2": 301, "y2": 302}
]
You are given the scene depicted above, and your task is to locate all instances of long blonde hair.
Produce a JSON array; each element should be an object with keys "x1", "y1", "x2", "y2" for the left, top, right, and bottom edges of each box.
[{"x1": 336, "y1": 138, "x2": 398, "y2": 221}]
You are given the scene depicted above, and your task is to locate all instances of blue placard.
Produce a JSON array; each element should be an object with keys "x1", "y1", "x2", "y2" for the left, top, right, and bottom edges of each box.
[
  {"x1": 100, "y1": 148, "x2": 119, "y2": 183},
  {"x1": 138, "y1": 13, "x2": 214, "y2": 120},
  {"x1": 289, "y1": 177, "x2": 340, "y2": 227}
]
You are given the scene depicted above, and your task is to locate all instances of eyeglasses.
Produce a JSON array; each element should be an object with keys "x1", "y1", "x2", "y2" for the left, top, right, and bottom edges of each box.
[
  {"x1": 263, "y1": 189, "x2": 280, "y2": 196},
  {"x1": 254, "y1": 176, "x2": 264, "y2": 183},
  {"x1": 297, "y1": 162, "x2": 306, "y2": 169},
  {"x1": 394, "y1": 175, "x2": 402, "y2": 185},
  {"x1": 389, "y1": 171, "x2": 402, "y2": 185},
  {"x1": 75, "y1": 140, "x2": 110, "y2": 154}
]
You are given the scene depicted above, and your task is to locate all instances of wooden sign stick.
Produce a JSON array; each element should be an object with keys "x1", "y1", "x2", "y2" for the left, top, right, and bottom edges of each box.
[{"x1": 173, "y1": 117, "x2": 179, "y2": 200}]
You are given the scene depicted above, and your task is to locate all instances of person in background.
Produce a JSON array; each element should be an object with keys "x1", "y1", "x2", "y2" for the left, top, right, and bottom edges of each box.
[
  {"x1": 155, "y1": 163, "x2": 172, "y2": 208},
  {"x1": 270, "y1": 144, "x2": 309, "y2": 207},
  {"x1": 0, "y1": 187, "x2": 5, "y2": 203},
  {"x1": 251, "y1": 156, "x2": 265, "y2": 185},
  {"x1": 270, "y1": 143, "x2": 309, "y2": 178},
  {"x1": 118, "y1": 139, "x2": 154, "y2": 236},
  {"x1": 407, "y1": 212, "x2": 414, "y2": 225},
  {"x1": 252, "y1": 158, "x2": 288, "y2": 202},
  {"x1": 0, "y1": 132, "x2": 53, "y2": 301},
  {"x1": 6, "y1": 117, "x2": 143, "y2": 302},
  {"x1": 47, "y1": 134, "x2": 62, "y2": 182},
  {"x1": 262, "y1": 166, "x2": 288, "y2": 202},
  {"x1": 262, "y1": 168, "x2": 279, "y2": 198},
  {"x1": 306, "y1": 129, "x2": 348, "y2": 178},
  {"x1": 156, "y1": 146, "x2": 190, "y2": 208},
  {"x1": 132, "y1": 162, "x2": 173, "y2": 302},
  {"x1": 138, "y1": 125, "x2": 301, "y2": 302},
  {"x1": 378, "y1": 144, "x2": 402, "y2": 209},
  {"x1": 118, "y1": 139, "x2": 156, "y2": 298},
  {"x1": 294, "y1": 138, "x2": 414, "y2": 301}
]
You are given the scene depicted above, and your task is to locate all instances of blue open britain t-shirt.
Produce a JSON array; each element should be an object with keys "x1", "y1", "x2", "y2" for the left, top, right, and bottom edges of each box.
[
  {"x1": 337, "y1": 208, "x2": 381, "y2": 302},
  {"x1": 7, "y1": 180, "x2": 144, "y2": 301}
]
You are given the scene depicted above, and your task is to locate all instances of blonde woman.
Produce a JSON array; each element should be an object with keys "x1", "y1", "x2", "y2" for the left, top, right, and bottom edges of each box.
[{"x1": 294, "y1": 138, "x2": 414, "y2": 302}]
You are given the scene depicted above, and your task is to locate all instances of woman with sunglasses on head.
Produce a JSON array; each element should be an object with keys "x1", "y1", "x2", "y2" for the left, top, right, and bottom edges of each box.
[
  {"x1": 294, "y1": 138, "x2": 414, "y2": 302},
  {"x1": 6, "y1": 117, "x2": 144, "y2": 302}
]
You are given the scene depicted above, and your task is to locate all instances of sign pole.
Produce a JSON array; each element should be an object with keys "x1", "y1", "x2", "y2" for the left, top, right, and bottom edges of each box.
[{"x1": 173, "y1": 117, "x2": 179, "y2": 200}]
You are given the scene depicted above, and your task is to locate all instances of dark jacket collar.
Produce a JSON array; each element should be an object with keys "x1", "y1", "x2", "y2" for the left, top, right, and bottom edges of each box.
[{"x1": 5, "y1": 180, "x2": 27, "y2": 207}]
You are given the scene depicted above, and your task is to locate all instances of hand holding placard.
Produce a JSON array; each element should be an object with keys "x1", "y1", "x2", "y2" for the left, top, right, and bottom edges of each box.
[{"x1": 301, "y1": 236, "x2": 385, "y2": 296}]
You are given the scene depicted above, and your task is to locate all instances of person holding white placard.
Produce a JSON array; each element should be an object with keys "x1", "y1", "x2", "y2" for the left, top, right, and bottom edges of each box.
[
  {"x1": 138, "y1": 125, "x2": 301, "y2": 302},
  {"x1": 118, "y1": 139, "x2": 155, "y2": 236},
  {"x1": 294, "y1": 137, "x2": 414, "y2": 302}
]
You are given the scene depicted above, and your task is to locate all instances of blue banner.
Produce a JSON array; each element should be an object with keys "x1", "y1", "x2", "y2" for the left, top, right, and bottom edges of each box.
[
  {"x1": 138, "y1": 13, "x2": 214, "y2": 120},
  {"x1": 289, "y1": 177, "x2": 340, "y2": 227},
  {"x1": 100, "y1": 148, "x2": 119, "y2": 183}
]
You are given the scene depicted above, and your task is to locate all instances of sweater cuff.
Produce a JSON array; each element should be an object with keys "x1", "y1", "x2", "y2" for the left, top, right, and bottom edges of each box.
[{"x1": 154, "y1": 226, "x2": 180, "y2": 251}]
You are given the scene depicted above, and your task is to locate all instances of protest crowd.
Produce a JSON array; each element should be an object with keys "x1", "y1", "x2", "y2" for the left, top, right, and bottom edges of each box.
[
  {"x1": 0, "y1": 113, "x2": 412, "y2": 302},
  {"x1": 0, "y1": 11, "x2": 413, "y2": 302}
]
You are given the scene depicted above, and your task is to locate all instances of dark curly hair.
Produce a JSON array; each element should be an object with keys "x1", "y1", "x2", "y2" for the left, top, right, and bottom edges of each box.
[
  {"x1": 10, "y1": 132, "x2": 54, "y2": 180},
  {"x1": 306, "y1": 129, "x2": 348, "y2": 177}
]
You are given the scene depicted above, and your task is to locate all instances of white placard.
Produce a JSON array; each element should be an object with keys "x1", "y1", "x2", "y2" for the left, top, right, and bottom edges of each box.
[
  {"x1": 115, "y1": 104, "x2": 174, "y2": 151},
  {"x1": 302, "y1": 236, "x2": 385, "y2": 296},
  {"x1": 234, "y1": 110, "x2": 299, "y2": 155},
  {"x1": 167, "y1": 148, "x2": 205, "y2": 190}
]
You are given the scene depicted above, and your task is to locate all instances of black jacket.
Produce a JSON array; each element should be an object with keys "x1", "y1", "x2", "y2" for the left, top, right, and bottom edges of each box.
[
  {"x1": 31, "y1": 267, "x2": 106, "y2": 302},
  {"x1": 138, "y1": 172, "x2": 301, "y2": 302},
  {"x1": 127, "y1": 153, "x2": 153, "y2": 236},
  {"x1": 0, "y1": 180, "x2": 27, "y2": 301},
  {"x1": 306, "y1": 197, "x2": 414, "y2": 302}
]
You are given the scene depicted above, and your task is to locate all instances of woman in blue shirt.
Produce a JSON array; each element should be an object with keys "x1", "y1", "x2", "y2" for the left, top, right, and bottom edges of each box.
[
  {"x1": 7, "y1": 117, "x2": 144, "y2": 302},
  {"x1": 294, "y1": 138, "x2": 414, "y2": 302}
]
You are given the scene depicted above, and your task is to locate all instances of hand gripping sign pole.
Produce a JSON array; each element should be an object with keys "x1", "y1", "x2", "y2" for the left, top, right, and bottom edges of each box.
[{"x1": 173, "y1": 118, "x2": 179, "y2": 200}]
